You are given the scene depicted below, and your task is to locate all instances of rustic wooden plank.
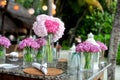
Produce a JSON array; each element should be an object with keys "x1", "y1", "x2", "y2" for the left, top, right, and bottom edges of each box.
[{"x1": 93, "y1": 72, "x2": 104, "y2": 80}]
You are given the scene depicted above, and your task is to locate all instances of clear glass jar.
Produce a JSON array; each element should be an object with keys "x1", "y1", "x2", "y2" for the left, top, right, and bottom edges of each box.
[
  {"x1": 67, "y1": 52, "x2": 81, "y2": 80},
  {"x1": 44, "y1": 34, "x2": 57, "y2": 68},
  {"x1": 80, "y1": 52, "x2": 94, "y2": 80},
  {"x1": 23, "y1": 47, "x2": 35, "y2": 68},
  {"x1": 0, "y1": 47, "x2": 6, "y2": 64},
  {"x1": 36, "y1": 46, "x2": 44, "y2": 64}
]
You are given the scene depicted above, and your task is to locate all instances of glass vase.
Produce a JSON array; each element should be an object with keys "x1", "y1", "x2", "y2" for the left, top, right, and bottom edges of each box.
[
  {"x1": 44, "y1": 34, "x2": 57, "y2": 68},
  {"x1": 67, "y1": 52, "x2": 81, "y2": 80},
  {"x1": 36, "y1": 46, "x2": 45, "y2": 64},
  {"x1": 0, "y1": 47, "x2": 6, "y2": 64},
  {"x1": 23, "y1": 47, "x2": 34, "y2": 68},
  {"x1": 93, "y1": 52, "x2": 100, "y2": 73},
  {"x1": 99, "y1": 51, "x2": 106, "y2": 69},
  {"x1": 80, "y1": 52, "x2": 94, "y2": 80}
]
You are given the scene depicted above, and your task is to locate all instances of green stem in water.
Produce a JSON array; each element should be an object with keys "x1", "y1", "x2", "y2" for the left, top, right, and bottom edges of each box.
[
  {"x1": 47, "y1": 34, "x2": 53, "y2": 62},
  {"x1": 0, "y1": 46, "x2": 4, "y2": 57},
  {"x1": 36, "y1": 48, "x2": 42, "y2": 59},
  {"x1": 24, "y1": 47, "x2": 33, "y2": 62},
  {"x1": 84, "y1": 52, "x2": 91, "y2": 69}
]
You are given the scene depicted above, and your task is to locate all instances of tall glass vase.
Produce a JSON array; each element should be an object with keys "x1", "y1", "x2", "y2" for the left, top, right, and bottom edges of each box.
[
  {"x1": 36, "y1": 46, "x2": 45, "y2": 64},
  {"x1": 67, "y1": 52, "x2": 81, "y2": 80},
  {"x1": 93, "y1": 52, "x2": 100, "y2": 73},
  {"x1": 0, "y1": 47, "x2": 6, "y2": 64},
  {"x1": 23, "y1": 47, "x2": 35, "y2": 68},
  {"x1": 44, "y1": 34, "x2": 57, "y2": 68},
  {"x1": 80, "y1": 52, "x2": 94, "y2": 80}
]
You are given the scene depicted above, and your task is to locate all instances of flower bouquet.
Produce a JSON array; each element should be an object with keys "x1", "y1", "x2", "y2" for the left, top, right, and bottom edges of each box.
[
  {"x1": 19, "y1": 38, "x2": 39, "y2": 67},
  {"x1": 76, "y1": 41, "x2": 101, "y2": 69},
  {"x1": 32, "y1": 14, "x2": 65, "y2": 63},
  {"x1": 76, "y1": 41, "x2": 101, "y2": 79},
  {"x1": 0, "y1": 36, "x2": 11, "y2": 64}
]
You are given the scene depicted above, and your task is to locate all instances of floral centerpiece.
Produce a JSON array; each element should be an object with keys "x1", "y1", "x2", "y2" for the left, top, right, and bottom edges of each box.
[
  {"x1": 35, "y1": 38, "x2": 47, "y2": 63},
  {"x1": 32, "y1": 14, "x2": 65, "y2": 62},
  {"x1": 19, "y1": 38, "x2": 39, "y2": 67},
  {"x1": 0, "y1": 36, "x2": 11, "y2": 64},
  {"x1": 76, "y1": 41, "x2": 101, "y2": 69},
  {"x1": 76, "y1": 41, "x2": 101, "y2": 79}
]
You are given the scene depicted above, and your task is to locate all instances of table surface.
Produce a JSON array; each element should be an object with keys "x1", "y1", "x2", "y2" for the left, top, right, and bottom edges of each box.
[
  {"x1": 0, "y1": 57, "x2": 111, "y2": 80},
  {"x1": 0, "y1": 57, "x2": 69, "y2": 80}
]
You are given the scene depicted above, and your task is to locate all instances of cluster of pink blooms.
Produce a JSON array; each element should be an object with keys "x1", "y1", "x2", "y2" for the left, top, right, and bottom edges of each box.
[
  {"x1": 76, "y1": 41, "x2": 101, "y2": 53},
  {"x1": 0, "y1": 36, "x2": 11, "y2": 48},
  {"x1": 96, "y1": 41, "x2": 108, "y2": 51},
  {"x1": 19, "y1": 38, "x2": 39, "y2": 50},
  {"x1": 35, "y1": 38, "x2": 47, "y2": 48},
  {"x1": 32, "y1": 14, "x2": 65, "y2": 42}
]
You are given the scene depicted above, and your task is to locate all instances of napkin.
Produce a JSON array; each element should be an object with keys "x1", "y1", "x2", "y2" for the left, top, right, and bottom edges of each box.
[
  {"x1": 9, "y1": 52, "x2": 19, "y2": 57},
  {"x1": 32, "y1": 63, "x2": 47, "y2": 74},
  {"x1": 0, "y1": 64, "x2": 19, "y2": 69}
]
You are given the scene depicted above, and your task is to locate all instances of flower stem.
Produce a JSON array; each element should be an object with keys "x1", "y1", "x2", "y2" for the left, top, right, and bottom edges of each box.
[
  {"x1": 0, "y1": 47, "x2": 4, "y2": 57},
  {"x1": 36, "y1": 48, "x2": 43, "y2": 59},
  {"x1": 24, "y1": 47, "x2": 33, "y2": 62},
  {"x1": 47, "y1": 34, "x2": 53, "y2": 62},
  {"x1": 84, "y1": 52, "x2": 91, "y2": 69}
]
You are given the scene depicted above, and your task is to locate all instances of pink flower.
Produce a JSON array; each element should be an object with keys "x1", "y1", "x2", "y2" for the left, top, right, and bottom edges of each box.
[
  {"x1": 45, "y1": 20, "x2": 59, "y2": 34},
  {"x1": 96, "y1": 41, "x2": 108, "y2": 51},
  {"x1": 32, "y1": 14, "x2": 65, "y2": 42},
  {"x1": 76, "y1": 41, "x2": 100, "y2": 53},
  {"x1": 52, "y1": 17, "x2": 65, "y2": 42},
  {"x1": 0, "y1": 36, "x2": 11, "y2": 48},
  {"x1": 90, "y1": 44, "x2": 101, "y2": 53},
  {"x1": 35, "y1": 38, "x2": 47, "y2": 48},
  {"x1": 76, "y1": 43, "x2": 85, "y2": 52},
  {"x1": 19, "y1": 38, "x2": 39, "y2": 49}
]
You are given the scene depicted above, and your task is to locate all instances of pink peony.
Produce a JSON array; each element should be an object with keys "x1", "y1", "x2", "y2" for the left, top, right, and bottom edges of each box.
[
  {"x1": 96, "y1": 41, "x2": 108, "y2": 51},
  {"x1": 32, "y1": 14, "x2": 65, "y2": 42},
  {"x1": 19, "y1": 38, "x2": 39, "y2": 50},
  {"x1": 0, "y1": 36, "x2": 11, "y2": 48},
  {"x1": 76, "y1": 41, "x2": 100, "y2": 53}
]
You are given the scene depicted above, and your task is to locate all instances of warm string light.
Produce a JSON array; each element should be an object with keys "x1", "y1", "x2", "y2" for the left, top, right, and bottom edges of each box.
[
  {"x1": 13, "y1": 4, "x2": 19, "y2": 11},
  {"x1": 42, "y1": 5, "x2": 48, "y2": 11},
  {"x1": 42, "y1": 3, "x2": 56, "y2": 15},
  {"x1": 0, "y1": 0, "x2": 7, "y2": 7},
  {"x1": 28, "y1": 8, "x2": 35, "y2": 15},
  {"x1": 52, "y1": 3, "x2": 56, "y2": 15}
]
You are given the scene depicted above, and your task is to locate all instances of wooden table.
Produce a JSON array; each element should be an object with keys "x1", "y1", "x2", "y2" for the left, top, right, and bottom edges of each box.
[
  {"x1": 0, "y1": 57, "x2": 111, "y2": 80},
  {"x1": 88, "y1": 63, "x2": 111, "y2": 80}
]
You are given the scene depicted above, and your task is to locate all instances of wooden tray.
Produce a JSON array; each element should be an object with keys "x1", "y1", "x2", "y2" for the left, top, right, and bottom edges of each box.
[
  {"x1": 23, "y1": 67, "x2": 63, "y2": 76},
  {"x1": 58, "y1": 58, "x2": 67, "y2": 62}
]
